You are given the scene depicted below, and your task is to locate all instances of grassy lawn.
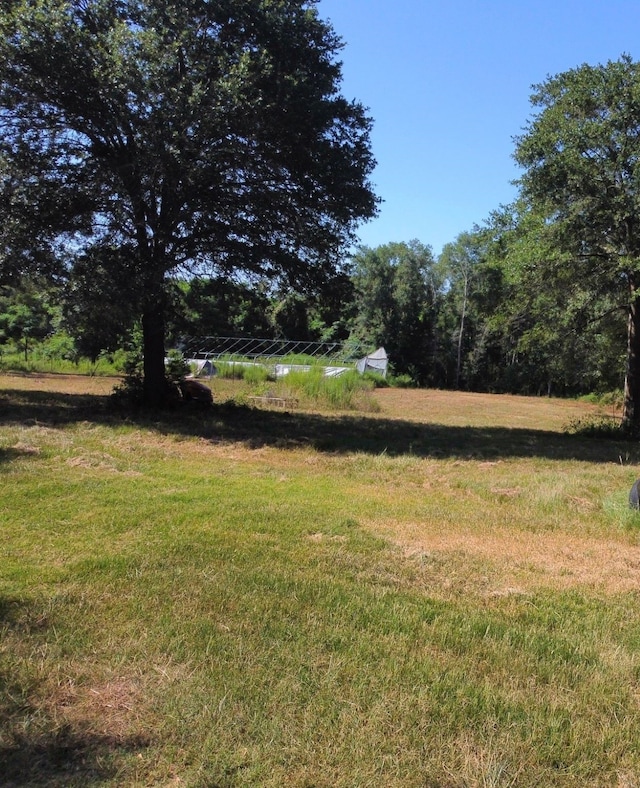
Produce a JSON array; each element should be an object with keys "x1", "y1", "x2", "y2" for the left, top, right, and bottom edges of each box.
[{"x1": 2, "y1": 373, "x2": 640, "y2": 786}]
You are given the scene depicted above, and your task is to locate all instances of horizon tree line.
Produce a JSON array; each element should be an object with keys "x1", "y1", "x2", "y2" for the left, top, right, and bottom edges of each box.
[{"x1": 0, "y1": 226, "x2": 627, "y2": 399}]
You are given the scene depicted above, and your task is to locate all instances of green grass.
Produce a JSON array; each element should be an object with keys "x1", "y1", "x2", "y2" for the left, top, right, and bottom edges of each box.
[
  {"x1": 215, "y1": 359, "x2": 272, "y2": 383},
  {"x1": 214, "y1": 360, "x2": 380, "y2": 411},
  {"x1": 283, "y1": 367, "x2": 379, "y2": 411},
  {"x1": 0, "y1": 350, "x2": 122, "y2": 377},
  {"x1": 3, "y1": 377, "x2": 640, "y2": 785}
]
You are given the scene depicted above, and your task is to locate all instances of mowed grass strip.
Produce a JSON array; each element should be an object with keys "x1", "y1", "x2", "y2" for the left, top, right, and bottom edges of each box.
[{"x1": 2, "y1": 375, "x2": 640, "y2": 786}]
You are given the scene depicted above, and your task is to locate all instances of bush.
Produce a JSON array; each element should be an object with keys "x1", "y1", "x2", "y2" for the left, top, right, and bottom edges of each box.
[
  {"x1": 111, "y1": 331, "x2": 145, "y2": 405},
  {"x1": 388, "y1": 373, "x2": 415, "y2": 388},
  {"x1": 0, "y1": 352, "x2": 38, "y2": 373},
  {"x1": 362, "y1": 371, "x2": 389, "y2": 388},
  {"x1": 579, "y1": 390, "x2": 623, "y2": 409},
  {"x1": 40, "y1": 331, "x2": 78, "y2": 364},
  {"x1": 564, "y1": 414, "x2": 625, "y2": 439},
  {"x1": 165, "y1": 349, "x2": 190, "y2": 382},
  {"x1": 0, "y1": 343, "x2": 121, "y2": 376}
]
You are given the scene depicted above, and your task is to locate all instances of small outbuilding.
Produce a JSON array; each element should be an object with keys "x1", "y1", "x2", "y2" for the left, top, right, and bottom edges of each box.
[{"x1": 356, "y1": 347, "x2": 389, "y2": 378}]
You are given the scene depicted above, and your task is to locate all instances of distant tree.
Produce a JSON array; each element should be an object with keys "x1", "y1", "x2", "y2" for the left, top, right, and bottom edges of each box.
[
  {"x1": 174, "y1": 277, "x2": 272, "y2": 340},
  {"x1": 269, "y1": 273, "x2": 356, "y2": 342},
  {"x1": 307, "y1": 271, "x2": 356, "y2": 342},
  {"x1": 0, "y1": 282, "x2": 56, "y2": 360},
  {"x1": 351, "y1": 241, "x2": 439, "y2": 383},
  {"x1": 351, "y1": 245, "x2": 395, "y2": 344},
  {"x1": 270, "y1": 292, "x2": 312, "y2": 341},
  {"x1": 171, "y1": 270, "x2": 354, "y2": 346},
  {"x1": 514, "y1": 55, "x2": 640, "y2": 430},
  {"x1": 474, "y1": 204, "x2": 627, "y2": 396},
  {"x1": 0, "y1": 0, "x2": 378, "y2": 406},
  {"x1": 438, "y1": 230, "x2": 486, "y2": 389}
]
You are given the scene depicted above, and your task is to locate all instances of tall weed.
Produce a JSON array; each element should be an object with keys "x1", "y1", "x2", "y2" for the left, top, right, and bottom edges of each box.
[
  {"x1": 216, "y1": 360, "x2": 271, "y2": 382},
  {"x1": 285, "y1": 368, "x2": 379, "y2": 411},
  {"x1": 243, "y1": 363, "x2": 271, "y2": 385}
]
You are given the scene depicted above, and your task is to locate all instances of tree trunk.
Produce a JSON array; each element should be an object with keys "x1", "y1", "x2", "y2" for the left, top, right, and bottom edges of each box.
[
  {"x1": 623, "y1": 292, "x2": 640, "y2": 433},
  {"x1": 455, "y1": 274, "x2": 468, "y2": 390},
  {"x1": 142, "y1": 300, "x2": 167, "y2": 409}
]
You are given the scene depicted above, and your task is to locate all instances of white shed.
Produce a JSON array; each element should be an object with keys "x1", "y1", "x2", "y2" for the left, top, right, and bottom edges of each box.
[{"x1": 356, "y1": 347, "x2": 388, "y2": 377}]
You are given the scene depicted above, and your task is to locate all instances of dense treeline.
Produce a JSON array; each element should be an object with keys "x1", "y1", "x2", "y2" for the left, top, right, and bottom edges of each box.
[{"x1": 0, "y1": 220, "x2": 627, "y2": 397}]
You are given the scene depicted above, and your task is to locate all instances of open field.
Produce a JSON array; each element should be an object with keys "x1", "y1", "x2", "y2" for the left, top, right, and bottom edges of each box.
[{"x1": 3, "y1": 373, "x2": 640, "y2": 786}]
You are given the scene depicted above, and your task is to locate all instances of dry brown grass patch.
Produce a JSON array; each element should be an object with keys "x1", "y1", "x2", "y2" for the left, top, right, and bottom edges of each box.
[
  {"x1": 45, "y1": 673, "x2": 145, "y2": 742},
  {"x1": 378, "y1": 520, "x2": 640, "y2": 595},
  {"x1": 374, "y1": 387, "x2": 603, "y2": 430}
]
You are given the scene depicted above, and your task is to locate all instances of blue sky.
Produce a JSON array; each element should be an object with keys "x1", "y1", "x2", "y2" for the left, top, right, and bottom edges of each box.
[{"x1": 317, "y1": 0, "x2": 640, "y2": 256}]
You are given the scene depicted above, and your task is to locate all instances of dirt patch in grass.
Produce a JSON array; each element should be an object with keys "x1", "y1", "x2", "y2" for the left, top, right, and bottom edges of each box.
[
  {"x1": 45, "y1": 673, "x2": 146, "y2": 740},
  {"x1": 380, "y1": 521, "x2": 640, "y2": 595},
  {"x1": 0, "y1": 667, "x2": 152, "y2": 788}
]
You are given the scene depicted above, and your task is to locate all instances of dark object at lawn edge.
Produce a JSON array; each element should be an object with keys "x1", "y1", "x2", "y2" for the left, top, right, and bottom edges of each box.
[
  {"x1": 630, "y1": 479, "x2": 640, "y2": 509},
  {"x1": 178, "y1": 378, "x2": 213, "y2": 405}
]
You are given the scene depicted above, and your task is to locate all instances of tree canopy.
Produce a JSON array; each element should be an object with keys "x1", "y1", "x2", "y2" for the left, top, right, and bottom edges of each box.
[
  {"x1": 514, "y1": 55, "x2": 640, "y2": 430},
  {"x1": 0, "y1": 0, "x2": 378, "y2": 405},
  {"x1": 351, "y1": 241, "x2": 439, "y2": 384}
]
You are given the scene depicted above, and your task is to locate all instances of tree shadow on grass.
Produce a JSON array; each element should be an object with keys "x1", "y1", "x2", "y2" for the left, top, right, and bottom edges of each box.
[
  {"x1": 0, "y1": 596, "x2": 149, "y2": 787},
  {"x1": 1, "y1": 728, "x2": 148, "y2": 788},
  {"x1": 0, "y1": 388, "x2": 638, "y2": 465},
  {"x1": 0, "y1": 446, "x2": 43, "y2": 464}
]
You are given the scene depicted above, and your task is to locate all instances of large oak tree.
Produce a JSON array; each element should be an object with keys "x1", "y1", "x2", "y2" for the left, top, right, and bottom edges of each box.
[
  {"x1": 514, "y1": 55, "x2": 640, "y2": 431},
  {"x1": 0, "y1": 0, "x2": 378, "y2": 405}
]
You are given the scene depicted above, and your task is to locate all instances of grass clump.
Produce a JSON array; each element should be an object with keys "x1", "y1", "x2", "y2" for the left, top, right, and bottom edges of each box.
[
  {"x1": 216, "y1": 359, "x2": 272, "y2": 383},
  {"x1": 242, "y1": 363, "x2": 271, "y2": 385},
  {"x1": 284, "y1": 367, "x2": 379, "y2": 411}
]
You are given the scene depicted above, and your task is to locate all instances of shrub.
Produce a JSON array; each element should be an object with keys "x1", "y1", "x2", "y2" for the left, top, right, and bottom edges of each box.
[
  {"x1": 40, "y1": 331, "x2": 78, "y2": 364},
  {"x1": 579, "y1": 390, "x2": 623, "y2": 409},
  {"x1": 0, "y1": 352, "x2": 37, "y2": 373},
  {"x1": 362, "y1": 371, "x2": 389, "y2": 388},
  {"x1": 165, "y1": 349, "x2": 190, "y2": 382},
  {"x1": 111, "y1": 331, "x2": 145, "y2": 405},
  {"x1": 564, "y1": 414, "x2": 625, "y2": 438},
  {"x1": 388, "y1": 373, "x2": 415, "y2": 388}
]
